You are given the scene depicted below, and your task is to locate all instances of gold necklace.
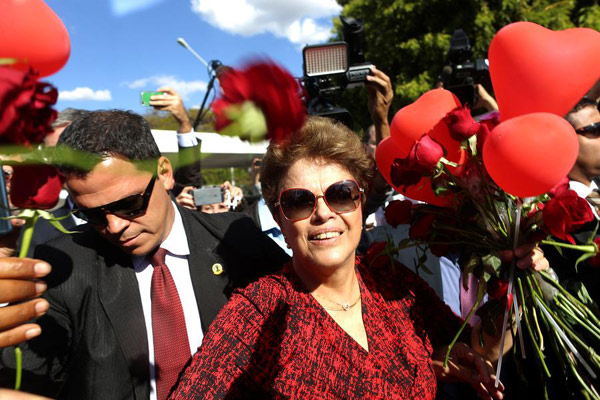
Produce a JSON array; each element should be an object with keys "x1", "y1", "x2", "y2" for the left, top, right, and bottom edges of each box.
[
  {"x1": 311, "y1": 273, "x2": 361, "y2": 311},
  {"x1": 312, "y1": 292, "x2": 362, "y2": 311}
]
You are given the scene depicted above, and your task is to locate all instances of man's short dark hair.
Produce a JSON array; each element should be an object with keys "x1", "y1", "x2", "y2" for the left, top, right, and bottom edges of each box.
[
  {"x1": 57, "y1": 109, "x2": 161, "y2": 176},
  {"x1": 51, "y1": 108, "x2": 90, "y2": 128}
]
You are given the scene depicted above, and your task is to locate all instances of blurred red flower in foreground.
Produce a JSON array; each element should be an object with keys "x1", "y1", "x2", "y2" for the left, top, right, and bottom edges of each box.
[
  {"x1": 0, "y1": 66, "x2": 62, "y2": 209},
  {"x1": 10, "y1": 165, "x2": 64, "y2": 209},
  {"x1": 212, "y1": 60, "x2": 306, "y2": 143},
  {"x1": 0, "y1": 67, "x2": 57, "y2": 145}
]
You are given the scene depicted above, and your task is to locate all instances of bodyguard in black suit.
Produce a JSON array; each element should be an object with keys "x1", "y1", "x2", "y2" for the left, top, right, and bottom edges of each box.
[{"x1": 0, "y1": 110, "x2": 289, "y2": 399}]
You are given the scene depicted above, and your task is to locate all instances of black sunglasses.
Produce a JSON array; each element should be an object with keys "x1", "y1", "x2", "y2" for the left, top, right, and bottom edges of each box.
[
  {"x1": 275, "y1": 180, "x2": 363, "y2": 222},
  {"x1": 74, "y1": 177, "x2": 156, "y2": 225},
  {"x1": 576, "y1": 122, "x2": 600, "y2": 137}
]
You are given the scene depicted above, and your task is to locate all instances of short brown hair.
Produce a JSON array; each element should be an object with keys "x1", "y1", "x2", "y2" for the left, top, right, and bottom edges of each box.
[{"x1": 261, "y1": 116, "x2": 375, "y2": 214}]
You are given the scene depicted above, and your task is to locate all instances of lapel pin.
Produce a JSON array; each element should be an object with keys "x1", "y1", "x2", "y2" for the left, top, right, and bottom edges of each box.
[{"x1": 212, "y1": 263, "x2": 223, "y2": 275}]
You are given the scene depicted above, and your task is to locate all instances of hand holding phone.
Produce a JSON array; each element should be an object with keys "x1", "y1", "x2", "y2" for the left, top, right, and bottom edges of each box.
[{"x1": 140, "y1": 91, "x2": 165, "y2": 107}]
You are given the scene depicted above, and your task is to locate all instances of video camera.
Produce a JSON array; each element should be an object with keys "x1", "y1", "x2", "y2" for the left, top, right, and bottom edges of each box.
[
  {"x1": 439, "y1": 29, "x2": 492, "y2": 107},
  {"x1": 300, "y1": 15, "x2": 373, "y2": 129}
]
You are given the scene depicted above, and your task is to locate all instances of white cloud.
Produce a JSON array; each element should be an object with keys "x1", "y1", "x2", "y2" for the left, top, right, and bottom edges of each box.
[
  {"x1": 59, "y1": 87, "x2": 112, "y2": 101},
  {"x1": 190, "y1": 0, "x2": 341, "y2": 45},
  {"x1": 124, "y1": 75, "x2": 208, "y2": 100}
]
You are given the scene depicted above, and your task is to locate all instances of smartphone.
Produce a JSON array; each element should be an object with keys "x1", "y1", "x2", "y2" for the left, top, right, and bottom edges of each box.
[
  {"x1": 140, "y1": 91, "x2": 165, "y2": 107},
  {"x1": 193, "y1": 187, "x2": 225, "y2": 207},
  {"x1": 0, "y1": 168, "x2": 12, "y2": 235}
]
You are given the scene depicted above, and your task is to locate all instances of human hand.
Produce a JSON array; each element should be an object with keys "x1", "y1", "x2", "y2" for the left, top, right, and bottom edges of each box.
[
  {"x1": 175, "y1": 186, "x2": 196, "y2": 210},
  {"x1": 221, "y1": 181, "x2": 243, "y2": 200},
  {"x1": 365, "y1": 66, "x2": 393, "y2": 140},
  {"x1": 433, "y1": 342, "x2": 504, "y2": 400},
  {"x1": 498, "y1": 242, "x2": 548, "y2": 271},
  {"x1": 473, "y1": 84, "x2": 498, "y2": 112},
  {"x1": 150, "y1": 87, "x2": 192, "y2": 133},
  {"x1": 0, "y1": 389, "x2": 51, "y2": 400},
  {"x1": 0, "y1": 258, "x2": 51, "y2": 348},
  {"x1": 249, "y1": 158, "x2": 262, "y2": 185}
]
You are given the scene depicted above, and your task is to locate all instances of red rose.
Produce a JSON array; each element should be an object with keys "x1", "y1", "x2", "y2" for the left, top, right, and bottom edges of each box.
[
  {"x1": 390, "y1": 157, "x2": 423, "y2": 189},
  {"x1": 211, "y1": 60, "x2": 306, "y2": 143},
  {"x1": 487, "y1": 277, "x2": 509, "y2": 300},
  {"x1": 409, "y1": 214, "x2": 436, "y2": 241},
  {"x1": 444, "y1": 106, "x2": 480, "y2": 141},
  {"x1": 412, "y1": 134, "x2": 444, "y2": 170},
  {"x1": 543, "y1": 189, "x2": 594, "y2": 244},
  {"x1": 365, "y1": 241, "x2": 389, "y2": 268},
  {"x1": 10, "y1": 165, "x2": 64, "y2": 209},
  {"x1": 0, "y1": 67, "x2": 57, "y2": 145},
  {"x1": 384, "y1": 200, "x2": 413, "y2": 227},
  {"x1": 429, "y1": 242, "x2": 449, "y2": 257},
  {"x1": 547, "y1": 176, "x2": 570, "y2": 198},
  {"x1": 587, "y1": 238, "x2": 600, "y2": 268}
]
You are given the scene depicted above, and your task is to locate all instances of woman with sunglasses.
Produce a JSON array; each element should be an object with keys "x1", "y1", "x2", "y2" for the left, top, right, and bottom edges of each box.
[{"x1": 172, "y1": 117, "x2": 543, "y2": 399}]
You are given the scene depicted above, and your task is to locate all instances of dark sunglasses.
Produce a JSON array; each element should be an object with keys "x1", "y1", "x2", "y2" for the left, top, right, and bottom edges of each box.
[
  {"x1": 576, "y1": 122, "x2": 600, "y2": 137},
  {"x1": 275, "y1": 180, "x2": 363, "y2": 222},
  {"x1": 74, "y1": 177, "x2": 156, "y2": 225}
]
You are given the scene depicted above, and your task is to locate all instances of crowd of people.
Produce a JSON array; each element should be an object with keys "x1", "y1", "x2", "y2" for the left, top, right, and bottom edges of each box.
[{"x1": 0, "y1": 48, "x2": 598, "y2": 400}]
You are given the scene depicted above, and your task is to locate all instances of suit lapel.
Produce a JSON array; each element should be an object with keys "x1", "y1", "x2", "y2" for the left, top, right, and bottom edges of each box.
[
  {"x1": 96, "y1": 240, "x2": 150, "y2": 400},
  {"x1": 181, "y1": 208, "x2": 230, "y2": 333}
]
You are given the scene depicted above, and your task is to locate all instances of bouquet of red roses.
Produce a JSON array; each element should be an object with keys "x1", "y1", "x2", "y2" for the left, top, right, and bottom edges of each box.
[{"x1": 376, "y1": 100, "x2": 600, "y2": 399}]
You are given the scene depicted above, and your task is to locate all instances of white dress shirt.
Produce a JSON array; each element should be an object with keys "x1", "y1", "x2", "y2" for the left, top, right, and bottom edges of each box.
[
  {"x1": 133, "y1": 203, "x2": 203, "y2": 400},
  {"x1": 257, "y1": 197, "x2": 292, "y2": 256}
]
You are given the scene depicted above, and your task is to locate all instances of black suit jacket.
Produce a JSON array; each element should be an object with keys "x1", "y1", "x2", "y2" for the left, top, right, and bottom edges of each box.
[{"x1": 0, "y1": 206, "x2": 289, "y2": 399}]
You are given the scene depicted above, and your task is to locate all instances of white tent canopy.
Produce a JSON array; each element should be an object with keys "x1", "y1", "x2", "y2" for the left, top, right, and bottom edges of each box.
[{"x1": 151, "y1": 130, "x2": 269, "y2": 169}]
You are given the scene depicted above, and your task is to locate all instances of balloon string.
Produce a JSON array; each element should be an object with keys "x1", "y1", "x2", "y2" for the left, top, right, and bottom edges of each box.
[
  {"x1": 513, "y1": 283, "x2": 526, "y2": 359},
  {"x1": 536, "y1": 297, "x2": 597, "y2": 379},
  {"x1": 495, "y1": 203, "x2": 522, "y2": 388}
]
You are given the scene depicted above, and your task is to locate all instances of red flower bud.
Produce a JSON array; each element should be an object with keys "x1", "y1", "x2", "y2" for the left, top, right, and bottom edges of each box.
[
  {"x1": 409, "y1": 214, "x2": 436, "y2": 241},
  {"x1": 429, "y1": 243, "x2": 449, "y2": 257},
  {"x1": 412, "y1": 134, "x2": 444, "y2": 170},
  {"x1": 547, "y1": 176, "x2": 570, "y2": 198},
  {"x1": 542, "y1": 189, "x2": 594, "y2": 244},
  {"x1": 587, "y1": 238, "x2": 600, "y2": 268},
  {"x1": 384, "y1": 200, "x2": 413, "y2": 228},
  {"x1": 487, "y1": 277, "x2": 509, "y2": 300},
  {"x1": 444, "y1": 106, "x2": 480, "y2": 141},
  {"x1": 10, "y1": 165, "x2": 64, "y2": 209},
  {"x1": 365, "y1": 241, "x2": 389, "y2": 268}
]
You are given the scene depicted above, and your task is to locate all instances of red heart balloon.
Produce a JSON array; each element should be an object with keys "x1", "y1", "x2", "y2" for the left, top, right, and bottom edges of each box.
[
  {"x1": 390, "y1": 88, "x2": 464, "y2": 164},
  {"x1": 489, "y1": 22, "x2": 600, "y2": 121},
  {"x1": 375, "y1": 136, "x2": 450, "y2": 207},
  {"x1": 0, "y1": 0, "x2": 71, "y2": 77},
  {"x1": 483, "y1": 113, "x2": 579, "y2": 198}
]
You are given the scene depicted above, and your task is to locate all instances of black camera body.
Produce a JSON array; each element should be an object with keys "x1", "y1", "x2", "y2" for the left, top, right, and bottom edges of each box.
[
  {"x1": 300, "y1": 16, "x2": 373, "y2": 129},
  {"x1": 441, "y1": 29, "x2": 491, "y2": 107}
]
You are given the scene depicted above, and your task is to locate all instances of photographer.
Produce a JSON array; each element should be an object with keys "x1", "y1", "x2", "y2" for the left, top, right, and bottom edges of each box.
[
  {"x1": 176, "y1": 181, "x2": 244, "y2": 214},
  {"x1": 149, "y1": 87, "x2": 204, "y2": 194}
]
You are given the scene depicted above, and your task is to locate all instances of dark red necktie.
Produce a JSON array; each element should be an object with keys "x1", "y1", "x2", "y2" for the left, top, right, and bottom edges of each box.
[{"x1": 151, "y1": 248, "x2": 190, "y2": 400}]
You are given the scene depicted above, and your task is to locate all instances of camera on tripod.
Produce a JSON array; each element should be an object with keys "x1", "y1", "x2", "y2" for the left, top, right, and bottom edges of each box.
[
  {"x1": 440, "y1": 29, "x2": 492, "y2": 107},
  {"x1": 300, "y1": 15, "x2": 373, "y2": 129}
]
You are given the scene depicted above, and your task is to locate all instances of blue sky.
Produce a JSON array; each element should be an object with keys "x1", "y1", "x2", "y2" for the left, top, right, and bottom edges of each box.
[{"x1": 44, "y1": 0, "x2": 342, "y2": 113}]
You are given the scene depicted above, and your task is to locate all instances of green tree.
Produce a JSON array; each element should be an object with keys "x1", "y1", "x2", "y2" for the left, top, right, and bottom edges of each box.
[{"x1": 333, "y1": 0, "x2": 600, "y2": 131}]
